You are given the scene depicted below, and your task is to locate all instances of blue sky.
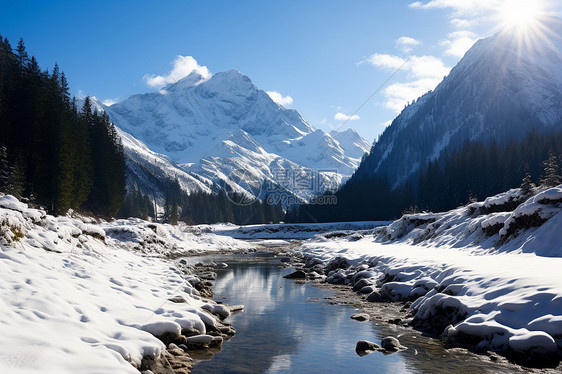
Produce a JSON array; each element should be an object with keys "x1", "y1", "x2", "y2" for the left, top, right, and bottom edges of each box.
[{"x1": 2, "y1": 0, "x2": 561, "y2": 142}]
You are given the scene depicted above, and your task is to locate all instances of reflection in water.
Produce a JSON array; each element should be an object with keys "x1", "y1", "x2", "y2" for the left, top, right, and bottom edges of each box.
[
  {"x1": 192, "y1": 257, "x2": 523, "y2": 374},
  {"x1": 192, "y1": 260, "x2": 406, "y2": 374}
]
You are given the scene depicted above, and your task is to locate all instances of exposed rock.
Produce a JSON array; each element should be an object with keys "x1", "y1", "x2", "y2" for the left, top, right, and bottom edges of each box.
[
  {"x1": 308, "y1": 271, "x2": 324, "y2": 280},
  {"x1": 367, "y1": 290, "x2": 389, "y2": 302},
  {"x1": 350, "y1": 313, "x2": 370, "y2": 322},
  {"x1": 283, "y1": 270, "x2": 306, "y2": 279},
  {"x1": 304, "y1": 257, "x2": 324, "y2": 268},
  {"x1": 199, "y1": 271, "x2": 217, "y2": 280},
  {"x1": 158, "y1": 332, "x2": 187, "y2": 346},
  {"x1": 186, "y1": 334, "x2": 215, "y2": 349},
  {"x1": 209, "y1": 336, "x2": 223, "y2": 348},
  {"x1": 352, "y1": 278, "x2": 372, "y2": 292},
  {"x1": 228, "y1": 304, "x2": 245, "y2": 313},
  {"x1": 325, "y1": 256, "x2": 350, "y2": 274},
  {"x1": 381, "y1": 336, "x2": 407, "y2": 352},
  {"x1": 359, "y1": 285, "x2": 375, "y2": 294},
  {"x1": 355, "y1": 340, "x2": 381, "y2": 356},
  {"x1": 140, "y1": 345, "x2": 193, "y2": 374},
  {"x1": 168, "y1": 296, "x2": 187, "y2": 303}
]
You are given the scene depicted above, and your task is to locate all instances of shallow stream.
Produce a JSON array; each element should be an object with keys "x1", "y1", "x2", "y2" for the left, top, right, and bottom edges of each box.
[{"x1": 188, "y1": 252, "x2": 525, "y2": 374}]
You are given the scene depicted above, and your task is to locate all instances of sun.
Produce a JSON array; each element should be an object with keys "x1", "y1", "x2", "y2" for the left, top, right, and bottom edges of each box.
[
  {"x1": 493, "y1": 0, "x2": 556, "y2": 54},
  {"x1": 498, "y1": 0, "x2": 543, "y2": 30}
]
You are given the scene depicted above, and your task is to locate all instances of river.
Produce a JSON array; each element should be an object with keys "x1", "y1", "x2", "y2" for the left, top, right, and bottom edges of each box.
[{"x1": 187, "y1": 251, "x2": 526, "y2": 374}]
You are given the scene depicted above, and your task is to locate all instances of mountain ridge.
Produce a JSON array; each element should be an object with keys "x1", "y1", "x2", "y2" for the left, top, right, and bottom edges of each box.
[
  {"x1": 355, "y1": 18, "x2": 562, "y2": 188},
  {"x1": 89, "y1": 69, "x2": 369, "y2": 203}
]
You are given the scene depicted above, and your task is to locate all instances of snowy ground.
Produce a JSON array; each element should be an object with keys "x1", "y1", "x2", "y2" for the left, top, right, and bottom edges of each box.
[
  {"x1": 0, "y1": 195, "x2": 252, "y2": 373},
  {"x1": 294, "y1": 186, "x2": 562, "y2": 363},
  {"x1": 1, "y1": 185, "x2": 561, "y2": 372},
  {"x1": 202, "y1": 221, "x2": 391, "y2": 240}
]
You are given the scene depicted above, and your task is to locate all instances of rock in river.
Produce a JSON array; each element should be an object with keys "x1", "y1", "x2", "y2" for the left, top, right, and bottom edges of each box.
[
  {"x1": 283, "y1": 270, "x2": 306, "y2": 279},
  {"x1": 350, "y1": 313, "x2": 370, "y2": 322},
  {"x1": 355, "y1": 340, "x2": 381, "y2": 356},
  {"x1": 381, "y1": 336, "x2": 407, "y2": 352}
]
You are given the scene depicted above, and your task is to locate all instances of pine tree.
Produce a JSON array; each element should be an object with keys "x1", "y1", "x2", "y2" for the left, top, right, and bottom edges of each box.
[
  {"x1": 0, "y1": 145, "x2": 12, "y2": 193},
  {"x1": 170, "y1": 195, "x2": 178, "y2": 225},
  {"x1": 72, "y1": 97, "x2": 92, "y2": 209},
  {"x1": 540, "y1": 150, "x2": 561, "y2": 187},
  {"x1": 15, "y1": 38, "x2": 28, "y2": 71},
  {"x1": 520, "y1": 172, "x2": 535, "y2": 195}
]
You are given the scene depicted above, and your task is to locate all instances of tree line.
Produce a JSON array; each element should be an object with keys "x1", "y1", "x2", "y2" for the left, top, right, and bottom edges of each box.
[
  {"x1": 0, "y1": 36, "x2": 126, "y2": 216},
  {"x1": 120, "y1": 177, "x2": 284, "y2": 225},
  {"x1": 288, "y1": 129, "x2": 562, "y2": 222}
]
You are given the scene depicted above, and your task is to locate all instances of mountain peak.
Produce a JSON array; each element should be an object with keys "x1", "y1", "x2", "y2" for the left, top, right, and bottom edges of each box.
[
  {"x1": 203, "y1": 69, "x2": 256, "y2": 92},
  {"x1": 164, "y1": 71, "x2": 207, "y2": 92}
]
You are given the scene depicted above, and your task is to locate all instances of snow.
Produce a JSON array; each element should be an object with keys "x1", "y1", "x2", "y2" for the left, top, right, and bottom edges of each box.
[
  {"x1": 0, "y1": 195, "x2": 252, "y2": 373},
  {"x1": 0, "y1": 194, "x2": 28, "y2": 211},
  {"x1": 204, "y1": 221, "x2": 391, "y2": 240},
  {"x1": 294, "y1": 185, "x2": 562, "y2": 357},
  {"x1": 499, "y1": 186, "x2": 562, "y2": 239},
  {"x1": 2, "y1": 182, "x2": 561, "y2": 368},
  {"x1": 87, "y1": 68, "x2": 370, "y2": 203},
  {"x1": 186, "y1": 334, "x2": 214, "y2": 345}
]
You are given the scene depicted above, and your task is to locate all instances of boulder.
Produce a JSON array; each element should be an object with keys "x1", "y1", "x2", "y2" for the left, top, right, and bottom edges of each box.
[
  {"x1": 352, "y1": 278, "x2": 371, "y2": 292},
  {"x1": 355, "y1": 340, "x2": 381, "y2": 356},
  {"x1": 350, "y1": 313, "x2": 370, "y2": 322},
  {"x1": 283, "y1": 270, "x2": 306, "y2": 279},
  {"x1": 381, "y1": 336, "x2": 406, "y2": 352},
  {"x1": 367, "y1": 290, "x2": 387, "y2": 302},
  {"x1": 359, "y1": 285, "x2": 375, "y2": 294}
]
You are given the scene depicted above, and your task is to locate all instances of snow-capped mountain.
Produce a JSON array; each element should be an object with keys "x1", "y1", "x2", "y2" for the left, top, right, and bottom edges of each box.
[
  {"x1": 355, "y1": 17, "x2": 562, "y2": 188},
  {"x1": 330, "y1": 129, "x2": 371, "y2": 160},
  {"x1": 95, "y1": 69, "x2": 369, "y2": 202}
]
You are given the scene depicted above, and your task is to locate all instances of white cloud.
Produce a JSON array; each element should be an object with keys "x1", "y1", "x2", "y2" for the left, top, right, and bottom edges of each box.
[
  {"x1": 364, "y1": 54, "x2": 450, "y2": 79},
  {"x1": 396, "y1": 36, "x2": 422, "y2": 53},
  {"x1": 363, "y1": 53, "x2": 406, "y2": 70},
  {"x1": 450, "y1": 18, "x2": 474, "y2": 28},
  {"x1": 383, "y1": 78, "x2": 442, "y2": 112},
  {"x1": 409, "y1": 0, "x2": 503, "y2": 17},
  {"x1": 266, "y1": 91, "x2": 294, "y2": 106},
  {"x1": 363, "y1": 53, "x2": 451, "y2": 113},
  {"x1": 143, "y1": 55, "x2": 211, "y2": 88},
  {"x1": 440, "y1": 30, "x2": 479, "y2": 58},
  {"x1": 334, "y1": 112, "x2": 360, "y2": 121}
]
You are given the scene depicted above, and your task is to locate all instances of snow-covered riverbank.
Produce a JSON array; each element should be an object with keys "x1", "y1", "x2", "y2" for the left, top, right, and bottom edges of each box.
[
  {"x1": 293, "y1": 186, "x2": 562, "y2": 366},
  {"x1": 1, "y1": 185, "x2": 561, "y2": 372},
  {"x1": 0, "y1": 195, "x2": 253, "y2": 373}
]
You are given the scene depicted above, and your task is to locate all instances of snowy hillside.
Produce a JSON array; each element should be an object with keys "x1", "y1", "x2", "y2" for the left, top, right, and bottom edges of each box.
[
  {"x1": 356, "y1": 17, "x2": 562, "y2": 188},
  {"x1": 117, "y1": 128, "x2": 214, "y2": 196},
  {"x1": 94, "y1": 70, "x2": 369, "y2": 202},
  {"x1": 0, "y1": 194, "x2": 254, "y2": 373},
  {"x1": 294, "y1": 185, "x2": 562, "y2": 361}
]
